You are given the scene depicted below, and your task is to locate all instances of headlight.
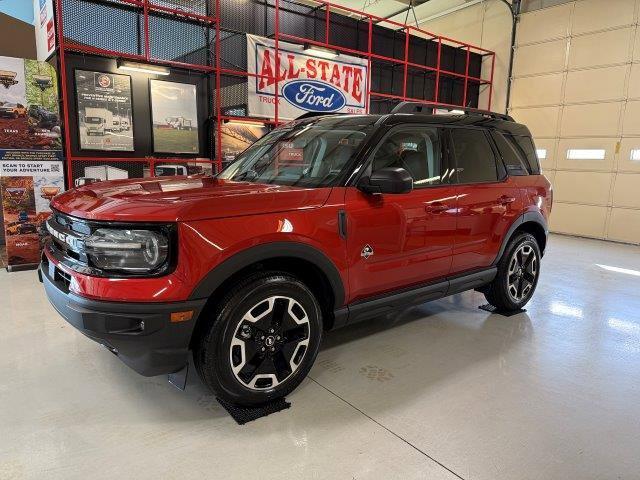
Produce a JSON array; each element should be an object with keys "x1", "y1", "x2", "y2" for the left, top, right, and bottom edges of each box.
[{"x1": 84, "y1": 228, "x2": 170, "y2": 273}]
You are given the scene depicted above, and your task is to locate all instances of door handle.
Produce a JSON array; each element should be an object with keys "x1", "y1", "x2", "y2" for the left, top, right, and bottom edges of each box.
[
  {"x1": 425, "y1": 202, "x2": 449, "y2": 213},
  {"x1": 498, "y1": 195, "x2": 516, "y2": 205}
]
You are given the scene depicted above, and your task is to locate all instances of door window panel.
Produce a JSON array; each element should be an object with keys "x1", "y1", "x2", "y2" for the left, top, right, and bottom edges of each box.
[
  {"x1": 450, "y1": 128, "x2": 499, "y2": 183},
  {"x1": 371, "y1": 127, "x2": 445, "y2": 186}
]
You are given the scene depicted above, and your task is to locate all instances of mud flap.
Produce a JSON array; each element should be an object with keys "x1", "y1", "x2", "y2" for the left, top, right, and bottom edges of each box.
[{"x1": 168, "y1": 362, "x2": 189, "y2": 391}]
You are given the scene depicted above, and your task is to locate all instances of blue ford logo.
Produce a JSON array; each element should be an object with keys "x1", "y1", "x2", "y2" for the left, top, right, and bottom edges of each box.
[{"x1": 282, "y1": 80, "x2": 346, "y2": 112}]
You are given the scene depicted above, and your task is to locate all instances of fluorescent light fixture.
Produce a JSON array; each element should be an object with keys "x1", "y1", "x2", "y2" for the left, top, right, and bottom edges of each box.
[
  {"x1": 304, "y1": 44, "x2": 339, "y2": 58},
  {"x1": 596, "y1": 264, "x2": 640, "y2": 277},
  {"x1": 536, "y1": 148, "x2": 547, "y2": 160},
  {"x1": 566, "y1": 148, "x2": 605, "y2": 160},
  {"x1": 117, "y1": 60, "x2": 170, "y2": 76},
  {"x1": 223, "y1": 119, "x2": 267, "y2": 127},
  {"x1": 630, "y1": 149, "x2": 640, "y2": 161}
]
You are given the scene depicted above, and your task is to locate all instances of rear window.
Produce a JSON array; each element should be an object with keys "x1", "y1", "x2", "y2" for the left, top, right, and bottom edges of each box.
[
  {"x1": 491, "y1": 131, "x2": 529, "y2": 176},
  {"x1": 450, "y1": 128, "x2": 498, "y2": 184},
  {"x1": 504, "y1": 134, "x2": 540, "y2": 174}
]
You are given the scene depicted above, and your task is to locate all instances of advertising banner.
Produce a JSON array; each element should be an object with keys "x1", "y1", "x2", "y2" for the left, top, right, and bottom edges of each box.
[
  {"x1": 150, "y1": 80, "x2": 199, "y2": 154},
  {"x1": 0, "y1": 56, "x2": 62, "y2": 161},
  {"x1": 247, "y1": 34, "x2": 369, "y2": 121},
  {"x1": 1, "y1": 161, "x2": 64, "y2": 267},
  {"x1": 75, "y1": 70, "x2": 134, "y2": 151},
  {"x1": 33, "y1": 0, "x2": 56, "y2": 62}
]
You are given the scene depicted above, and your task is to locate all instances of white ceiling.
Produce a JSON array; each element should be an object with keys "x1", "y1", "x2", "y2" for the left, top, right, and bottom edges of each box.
[{"x1": 326, "y1": 0, "x2": 477, "y2": 27}]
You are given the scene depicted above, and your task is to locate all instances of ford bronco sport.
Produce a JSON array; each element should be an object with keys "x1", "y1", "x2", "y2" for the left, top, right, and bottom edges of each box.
[{"x1": 40, "y1": 103, "x2": 551, "y2": 406}]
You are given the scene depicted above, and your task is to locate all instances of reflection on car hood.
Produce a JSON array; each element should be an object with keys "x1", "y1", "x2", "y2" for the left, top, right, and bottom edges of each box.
[{"x1": 50, "y1": 176, "x2": 332, "y2": 222}]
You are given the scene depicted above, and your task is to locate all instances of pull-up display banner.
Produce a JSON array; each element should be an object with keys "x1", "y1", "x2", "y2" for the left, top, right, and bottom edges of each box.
[{"x1": 247, "y1": 34, "x2": 369, "y2": 121}]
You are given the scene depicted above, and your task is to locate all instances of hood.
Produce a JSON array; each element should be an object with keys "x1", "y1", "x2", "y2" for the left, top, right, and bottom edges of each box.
[{"x1": 51, "y1": 176, "x2": 332, "y2": 222}]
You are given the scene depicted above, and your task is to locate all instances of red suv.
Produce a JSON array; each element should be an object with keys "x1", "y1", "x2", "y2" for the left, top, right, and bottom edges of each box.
[{"x1": 40, "y1": 105, "x2": 551, "y2": 406}]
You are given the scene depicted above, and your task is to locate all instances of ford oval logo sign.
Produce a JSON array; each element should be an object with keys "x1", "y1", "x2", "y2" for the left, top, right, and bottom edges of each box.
[{"x1": 282, "y1": 80, "x2": 346, "y2": 113}]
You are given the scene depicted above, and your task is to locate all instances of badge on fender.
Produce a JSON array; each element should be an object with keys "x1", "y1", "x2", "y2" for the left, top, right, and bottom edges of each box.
[{"x1": 361, "y1": 244, "x2": 374, "y2": 259}]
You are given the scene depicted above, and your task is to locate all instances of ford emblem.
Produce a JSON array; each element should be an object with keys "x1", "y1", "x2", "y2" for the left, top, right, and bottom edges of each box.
[{"x1": 282, "y1": 80, "x2": 347, "y2": 112}]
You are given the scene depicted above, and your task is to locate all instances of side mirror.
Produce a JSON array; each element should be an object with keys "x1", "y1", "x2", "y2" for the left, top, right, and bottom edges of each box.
[{"x1": 358, "y1": 167, "x2": 413, "y2": 195}]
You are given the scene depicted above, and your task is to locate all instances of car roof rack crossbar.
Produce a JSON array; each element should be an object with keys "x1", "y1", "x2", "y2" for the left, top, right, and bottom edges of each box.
[{"x1": 390, "y1": 101, "x2": 514, "y2": 122}]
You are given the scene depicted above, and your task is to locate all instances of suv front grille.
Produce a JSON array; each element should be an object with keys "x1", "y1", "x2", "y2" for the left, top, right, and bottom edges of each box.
[{"x1": 46, "y1": 210, "x2": 90, "y2": 267}]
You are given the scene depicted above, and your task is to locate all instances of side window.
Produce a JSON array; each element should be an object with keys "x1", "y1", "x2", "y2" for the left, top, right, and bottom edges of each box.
[
  {"x1": 371, "y1": 127, "x2": 445, "y2": 186},
  {"x1": 450, "y1": 128, "x2": 498, "y2": 184},
  {"x1": 511, "y1": 135, "x2": 541, "y2": 174},
  {"x1": 491, "y1": 131, "x2": 529, "y2": 176}
]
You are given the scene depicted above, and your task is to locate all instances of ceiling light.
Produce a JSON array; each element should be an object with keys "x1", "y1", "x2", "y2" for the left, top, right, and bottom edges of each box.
[
  {"x1": 117, "y1": 60, "x2": 170, "y2": 76},
  {"x1": 304, "y1": 44, "x2": 339, "y2": 59}
]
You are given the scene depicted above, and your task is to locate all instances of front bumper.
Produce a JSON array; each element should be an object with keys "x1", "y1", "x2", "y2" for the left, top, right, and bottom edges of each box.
[{"x1": 39, "y1": 261, "x2": 207, "y2": 376}]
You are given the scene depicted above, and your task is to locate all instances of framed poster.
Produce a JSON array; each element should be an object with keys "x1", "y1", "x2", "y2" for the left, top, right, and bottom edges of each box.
[
  {"x1": 150, "y1": 80, "x2": 199, "y2": 154},
  {"x1": 75, "y1": 70, "x2": 134, "y2": 151},
  {"x1": 219, "y1": 121, "x2": 268, "y2": 166}
]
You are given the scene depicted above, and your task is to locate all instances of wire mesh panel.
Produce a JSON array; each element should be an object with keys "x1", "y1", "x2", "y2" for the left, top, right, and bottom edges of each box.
[
  {"x1": 70, "y1": 159, "x2": 148, "y2": 185},
  {"x1": 62, "y1": 0, "x2": 142, "y2": 56},
  {"x1": 147, "y1": 12, "x2": 212, "y2": 66}
]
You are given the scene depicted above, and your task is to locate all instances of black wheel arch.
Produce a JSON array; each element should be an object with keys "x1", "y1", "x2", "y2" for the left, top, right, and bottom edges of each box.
[
  {"x1": 493, "y1": 211, "x2": 548, "y2": 265},
  {"x1": 188, "y1": 242, "x2": 346, "y2": 345}
]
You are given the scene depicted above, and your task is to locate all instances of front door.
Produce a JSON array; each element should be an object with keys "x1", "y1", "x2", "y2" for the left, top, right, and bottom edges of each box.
[{"x1": 345, "y1": 125, "x2": 457, "y2": 303}]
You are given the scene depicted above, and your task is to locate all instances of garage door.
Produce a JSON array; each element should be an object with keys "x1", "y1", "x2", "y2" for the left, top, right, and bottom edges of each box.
[{"x1": 509, "y1": 0, "x2": 640, "y2": 244}]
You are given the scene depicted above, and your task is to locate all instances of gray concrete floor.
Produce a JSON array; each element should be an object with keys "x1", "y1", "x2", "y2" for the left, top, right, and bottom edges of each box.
[{"x1": 1, "y1": 234, "x2": 640, "y2": 480}]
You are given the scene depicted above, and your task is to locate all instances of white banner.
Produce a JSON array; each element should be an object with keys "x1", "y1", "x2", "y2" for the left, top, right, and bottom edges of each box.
[
  {"x1": 33, "y1": 0, "x2": 56, "y2": 62},
  {"x1": 247, "y1": 34, "x2": 369, "y2": 121}
]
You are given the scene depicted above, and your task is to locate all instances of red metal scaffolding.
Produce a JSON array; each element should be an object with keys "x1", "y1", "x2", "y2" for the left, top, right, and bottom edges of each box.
[{"x1": 53, "y1": 0, "x2": 496, "y2": 183}]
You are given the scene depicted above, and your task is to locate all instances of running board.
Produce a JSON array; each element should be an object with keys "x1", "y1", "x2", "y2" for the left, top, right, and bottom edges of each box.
[{"x1": 339, "y1": 267, "x2": 497, "y2": 327}]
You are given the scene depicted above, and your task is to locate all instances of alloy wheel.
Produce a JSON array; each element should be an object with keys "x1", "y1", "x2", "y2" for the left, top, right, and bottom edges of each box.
[
  {"x1": 507, "y1": 244, "x2": 537, "y2": 302},
  {"x1": 229, "y1": 296, "x2": 310, "y2": 390}
]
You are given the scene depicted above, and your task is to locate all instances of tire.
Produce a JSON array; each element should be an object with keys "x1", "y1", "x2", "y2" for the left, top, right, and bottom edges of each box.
[
  {"x1": 194, "y1": 272, "x2": 323, "y2": 406},
  {"x1": 484, "y1": 232, "x2": 541, "y2": 311}
]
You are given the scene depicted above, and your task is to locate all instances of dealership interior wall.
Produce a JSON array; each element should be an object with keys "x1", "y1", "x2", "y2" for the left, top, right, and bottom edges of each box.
[{"x1": 420, "y1": 0, "x2": 640, "y2": 244}]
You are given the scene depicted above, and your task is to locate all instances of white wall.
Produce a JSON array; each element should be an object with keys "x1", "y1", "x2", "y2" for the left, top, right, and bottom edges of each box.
[
  {"x1": 511, "y1": 0, "x2": 640, "y2": 244},
  {"x1": 419, "y1": 0, "x2": 513, "y2": 113},
  {"x1": 422, "y1": 0, "x2": 640, "y2": 245}
]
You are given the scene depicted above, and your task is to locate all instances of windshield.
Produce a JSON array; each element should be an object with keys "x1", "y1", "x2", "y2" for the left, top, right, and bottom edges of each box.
[
  {"x1": 86, "y1": 117, "x2": 102, "y2": 124},
  {"x1": 218, "y1": 121, "x2": 373, "y2": 188}
]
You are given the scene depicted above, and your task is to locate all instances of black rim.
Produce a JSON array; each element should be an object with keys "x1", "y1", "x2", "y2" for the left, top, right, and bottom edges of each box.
[
  {"x1": 507, "y1": 244, "x2": 537, "y2": 302},
  {"x1": 229, "y1": 296, "x2": 310, "y2": 390}
]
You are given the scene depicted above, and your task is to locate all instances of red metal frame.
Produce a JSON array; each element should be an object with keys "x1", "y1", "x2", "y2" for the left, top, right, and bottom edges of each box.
[{"x1": 54, "y1": 0, "x2": 496, "y2": 184}]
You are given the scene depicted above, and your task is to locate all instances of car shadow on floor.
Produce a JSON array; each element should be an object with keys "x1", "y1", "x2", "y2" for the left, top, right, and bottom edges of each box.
[{"x1": 101, "y1": 291, "x2": 533, "y2": 424}]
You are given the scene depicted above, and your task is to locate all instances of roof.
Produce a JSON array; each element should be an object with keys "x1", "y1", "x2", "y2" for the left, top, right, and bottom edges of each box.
[{"x1": 301, "y1": 112, "x2": 531, "y2": 137}]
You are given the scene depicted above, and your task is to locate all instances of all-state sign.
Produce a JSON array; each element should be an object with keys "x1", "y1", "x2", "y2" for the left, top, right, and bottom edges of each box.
[{"x1": 247, "y1": 34, "x2": 369, "y2": 121}]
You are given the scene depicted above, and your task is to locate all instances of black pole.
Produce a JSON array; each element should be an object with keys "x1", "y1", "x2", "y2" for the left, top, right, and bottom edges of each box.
[{"x1": 499, "y1": 0, "x2": 521, "y2": 114}]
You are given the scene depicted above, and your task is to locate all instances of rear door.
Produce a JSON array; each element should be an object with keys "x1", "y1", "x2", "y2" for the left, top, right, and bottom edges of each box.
[
  {"x1": 345, "y1": 125, "x2": 457, "y2": 302},
  {"x1": 449, "y1": 127, "x2": 523, "y2": 273}
]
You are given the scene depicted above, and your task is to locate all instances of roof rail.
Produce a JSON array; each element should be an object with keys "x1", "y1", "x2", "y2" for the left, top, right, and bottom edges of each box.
[
  {"x1": 295, "y1": 111, "x2": 346, "y2": 121},
  {"x1": 390, "y1": 101, "x2": 514, "y2": 122}
]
